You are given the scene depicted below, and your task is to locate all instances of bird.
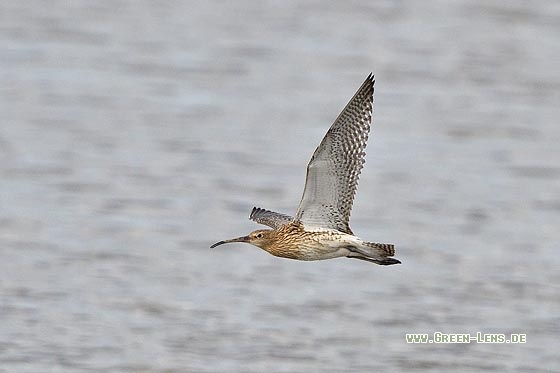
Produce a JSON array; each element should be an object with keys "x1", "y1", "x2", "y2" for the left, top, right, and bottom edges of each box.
[{"x1": 211, "y1": 74, "x2": 400, "y2": 265}]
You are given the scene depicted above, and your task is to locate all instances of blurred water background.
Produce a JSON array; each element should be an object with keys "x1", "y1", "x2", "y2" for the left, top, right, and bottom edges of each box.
[{"x1": 1, "y1": 1, "x2": 559, "y2": 372}]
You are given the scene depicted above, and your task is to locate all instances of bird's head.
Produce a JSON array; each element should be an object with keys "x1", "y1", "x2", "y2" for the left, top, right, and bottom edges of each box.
[{"x1": 210, "y1": 229, "x2": 275, "y2": 250}]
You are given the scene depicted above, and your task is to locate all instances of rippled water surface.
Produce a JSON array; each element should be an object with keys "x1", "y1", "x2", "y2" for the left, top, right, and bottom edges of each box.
[{"x1": 1, "y1": 1, "x2": 559, "y2": 372}]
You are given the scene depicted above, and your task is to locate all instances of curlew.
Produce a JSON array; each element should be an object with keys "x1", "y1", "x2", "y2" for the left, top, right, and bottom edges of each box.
[{"x1": 211, "y1": 74, "x2": 400, "y2": 265}]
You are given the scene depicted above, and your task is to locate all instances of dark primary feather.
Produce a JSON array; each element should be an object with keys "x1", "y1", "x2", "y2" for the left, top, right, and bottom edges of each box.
[{"x1": 249, "y1": 207, "x2": 294, "y2": 229}]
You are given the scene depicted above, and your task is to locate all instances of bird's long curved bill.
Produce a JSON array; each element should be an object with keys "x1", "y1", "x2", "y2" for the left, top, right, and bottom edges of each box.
[{"x1": 210, "y1": 235, "x2": 250, "y2": 248}]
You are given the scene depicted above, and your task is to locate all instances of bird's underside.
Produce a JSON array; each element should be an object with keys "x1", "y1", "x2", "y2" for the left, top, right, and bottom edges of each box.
[
  {"x1": 249, "y1": 207, "x2": 400, "y2": 265},
  {"x1": 211, "y1": 74, "x2": 400, "y2": 266}
]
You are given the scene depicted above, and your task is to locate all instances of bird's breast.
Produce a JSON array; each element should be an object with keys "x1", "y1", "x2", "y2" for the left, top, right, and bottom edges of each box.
[{"x1": 264, "y1": 224, "x2": 354, "y2": 261}]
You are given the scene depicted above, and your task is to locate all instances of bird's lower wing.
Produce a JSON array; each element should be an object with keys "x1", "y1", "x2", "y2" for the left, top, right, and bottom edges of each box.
[{"x1": 249, "y1": 207, "x2": 294, "y2": 229}]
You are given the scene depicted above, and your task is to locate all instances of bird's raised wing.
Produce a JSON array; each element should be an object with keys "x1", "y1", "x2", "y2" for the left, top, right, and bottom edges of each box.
[
  {"x1": 249, "y1": 207, "x2": 294, "y2": 229},
  {"x1": 294, "y1": 74, "x2": 374, "y2": 234}
]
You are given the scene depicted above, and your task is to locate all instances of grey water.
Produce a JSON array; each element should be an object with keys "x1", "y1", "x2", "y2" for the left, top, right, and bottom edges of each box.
[{"x1": 1, "y1": 1, "x2": 559, "y2": 372}]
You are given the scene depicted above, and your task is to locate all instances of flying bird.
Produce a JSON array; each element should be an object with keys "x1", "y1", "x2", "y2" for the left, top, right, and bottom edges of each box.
[{"x1": 211, "y1": 74, "x2": 400, "y2": 265}]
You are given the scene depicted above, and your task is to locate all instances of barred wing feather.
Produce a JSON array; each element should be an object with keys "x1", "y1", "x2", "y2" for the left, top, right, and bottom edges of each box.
[
  {"x1": 249, "y1": 207, "x2": 294, "y2": 229},
  {"x1": 295, "y1": 74, "x2": 374, "y2": 234}
]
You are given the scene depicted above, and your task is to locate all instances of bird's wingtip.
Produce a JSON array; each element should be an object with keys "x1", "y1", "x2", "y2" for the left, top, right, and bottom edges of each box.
[
  {"x1": 365, "y1": 72, "x2": 375, "y2": 88},
  {"x1": 249, "y1": 206, "x2": 260, "y2": 219}
]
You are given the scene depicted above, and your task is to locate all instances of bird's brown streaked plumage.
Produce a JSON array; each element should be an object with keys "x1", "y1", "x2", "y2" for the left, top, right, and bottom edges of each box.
[{"x1": 211, "y1": 74, "x2": 400, "y2": 266}]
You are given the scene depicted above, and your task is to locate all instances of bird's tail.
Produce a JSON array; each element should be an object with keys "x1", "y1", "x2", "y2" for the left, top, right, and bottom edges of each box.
[
  {"x1": 363, "y1": 241, "x2": 395, "y2": 256},
  {"x1": 346, "y1": 241, "x2": 401, "y2": 265}
]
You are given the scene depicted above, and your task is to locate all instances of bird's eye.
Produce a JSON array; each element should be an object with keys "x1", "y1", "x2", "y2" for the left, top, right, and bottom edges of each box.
[{"x1": 256, "y1": 233, "x2": 263, "y2": 238}]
